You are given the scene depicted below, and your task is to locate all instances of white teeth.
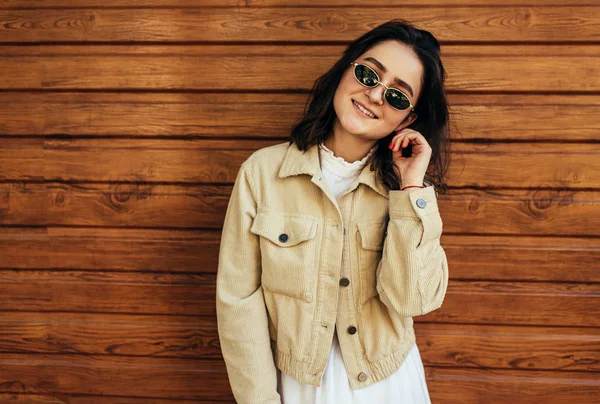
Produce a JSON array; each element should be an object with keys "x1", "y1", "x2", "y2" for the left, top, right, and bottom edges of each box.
[{"x1": 353, "y1": 101, "x2": 376, "y2": 118}]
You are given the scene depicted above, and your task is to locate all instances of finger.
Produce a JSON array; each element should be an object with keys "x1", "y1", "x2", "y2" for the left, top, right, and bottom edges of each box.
[
  {"x1": 400, "y1": 133, "x2": 414, "y2": 149},
  {"x1": 394, "y1": 129, "x2": 411, "y2": 139},
  {"x1": 393, "y1": 133, "x2": 407, "y2": 151},
  {"x1": 403, "y1": 132, "x2": 423, "y2": 147},
  {"x1": 389, "y1": 133, "x2": 402, "y2": 151},
  {"x1": 395, "y1": 130, "x2": 414, "y2": 146},
  {"x1": 391, "y1": 134, "x2": 401, "y2": 150}
]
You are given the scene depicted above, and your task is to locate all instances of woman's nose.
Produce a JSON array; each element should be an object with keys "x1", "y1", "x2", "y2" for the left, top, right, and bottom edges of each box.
[{"x1": 365, "y1": 84, "x2": 385, "y2": 105}]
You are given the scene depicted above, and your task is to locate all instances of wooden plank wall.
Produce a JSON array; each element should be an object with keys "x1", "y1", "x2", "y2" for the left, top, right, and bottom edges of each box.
[{"x1": 1, "y1": 1, "x2": 599, "y2": 403}]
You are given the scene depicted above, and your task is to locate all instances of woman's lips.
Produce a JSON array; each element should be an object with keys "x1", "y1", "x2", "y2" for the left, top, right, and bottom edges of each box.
[{"x1": 352, "y1": 99, "x2": 378, "y2": 119}]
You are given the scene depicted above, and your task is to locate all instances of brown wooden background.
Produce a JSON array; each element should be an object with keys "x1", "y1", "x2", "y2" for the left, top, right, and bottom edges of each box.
[{"x1": 1, "y1": 1, "x2": 599, "y2": 403}]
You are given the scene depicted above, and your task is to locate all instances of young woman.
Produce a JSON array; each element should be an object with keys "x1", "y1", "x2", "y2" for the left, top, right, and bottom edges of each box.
[{"x1": 216, "y1": 19, "x2": 451, "y2": 404}]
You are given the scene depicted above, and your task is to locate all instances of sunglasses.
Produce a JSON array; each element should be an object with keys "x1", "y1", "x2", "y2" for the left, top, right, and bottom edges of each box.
[{"x1": 350, "y1": 62, "x2": 414, "y2": 112}]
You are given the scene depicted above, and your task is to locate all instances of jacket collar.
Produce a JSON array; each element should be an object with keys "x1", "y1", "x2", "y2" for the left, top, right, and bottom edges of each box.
[{"x1": 278, "y1": 141, "x2": 389, "y2": 199}]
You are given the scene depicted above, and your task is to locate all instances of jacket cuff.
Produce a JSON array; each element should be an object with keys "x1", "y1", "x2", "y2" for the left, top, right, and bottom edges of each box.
[{"x1": 389, "y1": 186, "x2": 439, "y2": 219}]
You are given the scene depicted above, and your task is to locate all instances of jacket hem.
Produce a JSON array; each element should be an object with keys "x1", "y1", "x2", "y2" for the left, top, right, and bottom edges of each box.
[
  {"x1": 273, "y1": 328, "x2": 418, "y2": 390},
  {"x1": 358, "y1": 332, "x2": 417, "y2": 389},
  {"x1": 274, "y1": 347, "x2": 321, "y2": 386}
]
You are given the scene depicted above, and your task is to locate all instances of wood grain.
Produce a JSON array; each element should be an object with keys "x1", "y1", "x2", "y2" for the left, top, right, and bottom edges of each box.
[
  {"x1": 2, "y1": 45, "x2": 599, "y2": 92},
  {"x1": 2, "y1": 0, "x2": 598, "y2": 7},
  {"x1": 1, "y1": 355, "x2": 598, "y2": 402},
  {"x1": 0, "y1": 139, "x2": 598, "y2": 187},
  {"x1": 441, "y1": 234, "x2": 600, "y2": 282},
  {"x1": 2, "y1": 182, "x2": 600, "y2": 231},
  {"x1": 0, "y1": 271, "x2": 598, "y2": 327},
  {"x1": 0, "y1": 181, "x2": 233, "y2": 228},
  {"x1": 0, "y1": 2, "x2": 598, "y2": 402},
  {"x1": 0, "y1": 270, "x2": 214, "y2": 316},
  {"x1": 423, "y1": 281, "x2": 600, "y2": 327},
  {"x1": 415, "y1": 323, "x2": 600, "y2": 372},
  {"x1": 0, "y1": 312, "x2": 219, "y2": 359},
  {"x1": 427, "y1": 367, "x2": 600, "y2": 403},
  {"x1": 0, "y1": 354, "x2": 232, "y2": 401},
  {"x1": 0, "y1": 394, "x2": 212, "y2": 404},
  {"x1": 1, "y1": 228, "x2": 599, "y2": 282},
  {"x1": 441, "y1": 189, "x2": 600, "y2": 236},
  {"x1": 1, "y1": 92, "x2": 599, "y2": 141},
  {"x1": 0, "y1": 228, "x2": 221, "y2": 272},
  {"x1": 1, "y1": 313, "x2": 598, "y2": 373},
  {"x1": 2, "y1": 8, "x2": 599, "y2": 42}
]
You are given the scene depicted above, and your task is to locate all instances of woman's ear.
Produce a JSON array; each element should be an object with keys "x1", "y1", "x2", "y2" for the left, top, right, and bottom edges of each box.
[{"x1": 395, "y1": 111, "x2": 418, "y2": 132}]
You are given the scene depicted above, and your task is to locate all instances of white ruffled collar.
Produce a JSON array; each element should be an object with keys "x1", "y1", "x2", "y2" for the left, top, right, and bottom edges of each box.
[{"x1": 318, "y1": 142, "x2": 376, "y2": 177}]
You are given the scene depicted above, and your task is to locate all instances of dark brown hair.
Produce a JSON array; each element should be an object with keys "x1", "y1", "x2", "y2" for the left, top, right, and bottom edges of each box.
[{"x1": 289, "y1": 19, "x2": 451, "y2": 195}]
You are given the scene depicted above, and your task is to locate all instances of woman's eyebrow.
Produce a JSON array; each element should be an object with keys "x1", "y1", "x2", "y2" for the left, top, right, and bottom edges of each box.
[{"x1": 364, "y1": 56, "x2": 414, "y2": 98}]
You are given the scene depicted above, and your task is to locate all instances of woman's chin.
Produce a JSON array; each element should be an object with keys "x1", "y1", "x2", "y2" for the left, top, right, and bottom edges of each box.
[{"x1": 340, "y1": 114, "x2": 374, "y2": 134}]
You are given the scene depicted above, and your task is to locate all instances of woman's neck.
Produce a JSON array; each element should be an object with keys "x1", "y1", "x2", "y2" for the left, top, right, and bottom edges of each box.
[{"x1": 324, "y1": 120, "x2": 378, "y2": 163}]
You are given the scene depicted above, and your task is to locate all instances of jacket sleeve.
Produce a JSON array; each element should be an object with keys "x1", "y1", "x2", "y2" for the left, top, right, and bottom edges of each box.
[
  {"x1": 215, "y1": 163, "x2": 282, "y2": 404},
  {"x1": 375, "y1": 185, "x2": 449, "y2": 318}
]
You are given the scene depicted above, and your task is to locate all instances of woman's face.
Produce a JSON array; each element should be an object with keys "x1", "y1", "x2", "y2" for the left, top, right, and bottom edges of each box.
[{"x1": 332, "y1": 40, "x2": 423, "y2": 142}]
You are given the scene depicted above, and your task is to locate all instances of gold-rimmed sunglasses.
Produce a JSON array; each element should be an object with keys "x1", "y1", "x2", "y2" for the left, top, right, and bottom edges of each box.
[{"x1": 350, "y1": 62, "x2": 414, "y2": 112}]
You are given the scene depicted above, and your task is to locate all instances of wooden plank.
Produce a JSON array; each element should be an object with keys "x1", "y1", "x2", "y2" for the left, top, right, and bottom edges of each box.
[
  {"x1": 416, "y1": 323, "x2": 600, "y2": 372},
  {"x1": 1, "y1": 229, "x2": 600, "y2": 282},
  {"x1": 1, "y1": 184, "x2": 599, "y2": 231},
  {"x1": 448, "y1": 94, "x2": 600, "y2": 142},
  {"x1": 2, "y1": 8, "x2": 599, "y2": 42},
  {"x1": 2, "y1": 0, "x2": 598, "y2": 7},
  {"x1": 427, "y1": 367, "x2": 600, "y2": 403},
  {"x1": 0, "y1": 270, "x2": 215, "y2": 317},
  {"x1": 0, "y1": 394, "x2": 213, "y2": 404},
  {"x1": 0, "y1": 354, "x2": 232, "y2": 401},
  {"x1": 441, "y1": 235, "x2": 600, "y2": 283},
  {"x1": 0, "y1": 181, "x2": 232, "y2": 228},
  {"x1": 0, "y1": 228, "x2": 222, "y2": 272},
  {"x1": 449, "y1": 142, "x2": 600, "y2": 188},
  {"x1": 0, "y1": 271, "x2": 598, "y2": 327},
  {"x1": 0, "y1": 394, "x2": 65, "y2": 403},
  {"x1": 422, "y1": 281, "x2": 600, "y2": 327},
  {"x1": 440, "y1": 189, "x2": 600, "y2": 236},
  {"x1": 1, "y1": 354, "x2": 598, "y2": 402},
  {"x1": 1, "y1": 45, "x2": 599, "y2": 92},
  {"x1": 1, "y1": 92, "x2": 599, "y2": 141},
  {"x1": 0, "y1": 139, "x2": 599, "y2": 188},
  {"x1": 2, "y1": 313, "x2": 598, "y2": 373},
  {"x1": 0, "y1": 312, "x2": 219, "y2": 358}
]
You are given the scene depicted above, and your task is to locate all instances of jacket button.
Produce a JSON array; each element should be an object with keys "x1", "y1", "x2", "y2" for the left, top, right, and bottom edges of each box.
[
  {"x1": 347, "y1": 326, "x2": 357, "y2": 334},
  {"x1": 416, "y1": 198, "x2": 427, "y2": 209},
  {"x1": 279, "y1": 233, "x2": 289, "y2": 242},
  {"x1": 358, "y1": 372, "x2": 368, "y2": 382},
  {"x1": 339, "y1": 277, "x2": 350, "y2": 287}
]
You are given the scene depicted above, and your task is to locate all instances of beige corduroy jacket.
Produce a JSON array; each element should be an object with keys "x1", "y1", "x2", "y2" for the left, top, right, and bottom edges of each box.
[{"x1": 215, "y1": 140, "x2": 449, "y2": 404}]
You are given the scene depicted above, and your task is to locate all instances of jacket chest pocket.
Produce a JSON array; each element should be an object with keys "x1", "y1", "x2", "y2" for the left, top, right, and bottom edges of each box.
[
  {"x1": 250, "y1": 211, "x2": 320, "y2": 303},
  {"x1": 356, "y1": 220, "x2": 386, "y2": 305}
]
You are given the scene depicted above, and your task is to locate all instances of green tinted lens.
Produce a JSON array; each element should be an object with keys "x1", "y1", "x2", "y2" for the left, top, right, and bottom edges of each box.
[
  {"x1": 385, "y1": 89, "x2": 411, "y2": 111},
  {"x1": 354, "y1": 64, "x2": 378, "y2": 87}
]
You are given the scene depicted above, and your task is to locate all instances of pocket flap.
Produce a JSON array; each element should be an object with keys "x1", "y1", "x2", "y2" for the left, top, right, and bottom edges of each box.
[
  {"x1": 357, "y1": 221, "x2": 387, "y2": 251},
  {"x1": 250, "y1": 211, "x2": 319, "y2": 247}
]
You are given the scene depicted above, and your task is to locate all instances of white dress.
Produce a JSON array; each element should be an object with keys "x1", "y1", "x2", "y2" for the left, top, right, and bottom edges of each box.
[{"x1": 276, "y1": 142, "x2": 432, "y2": 404}]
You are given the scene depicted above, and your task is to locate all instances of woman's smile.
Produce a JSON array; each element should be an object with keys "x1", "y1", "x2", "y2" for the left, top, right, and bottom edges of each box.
[{"x1": 352, "y1": 99, "x2": 378, "y2": 119}]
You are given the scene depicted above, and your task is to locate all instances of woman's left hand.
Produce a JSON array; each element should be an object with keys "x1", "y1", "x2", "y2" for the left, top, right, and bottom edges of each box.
[{"x1": 388, "y1": 128, "x2": 432, "y2": 187}]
